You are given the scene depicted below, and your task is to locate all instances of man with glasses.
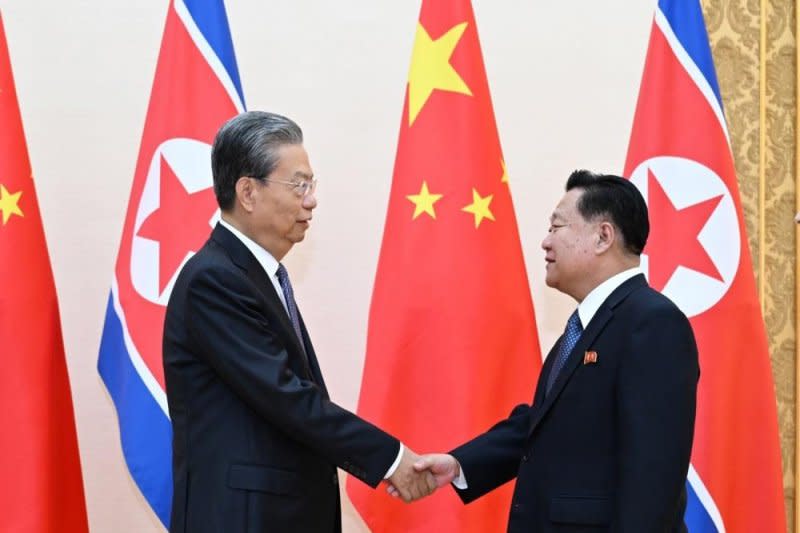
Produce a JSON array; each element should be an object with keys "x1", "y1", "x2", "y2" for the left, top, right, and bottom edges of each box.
[{"x1": 163, "y1": 111, "x2": 434, "y2": 533}]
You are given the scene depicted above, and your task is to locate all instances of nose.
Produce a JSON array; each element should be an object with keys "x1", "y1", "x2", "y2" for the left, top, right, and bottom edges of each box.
[
  {"x1": 302, "y1": 190, "x2": 317, "y2": 210},
  {"x1": 541, "y1": 233, "x2": 551, "y2": 251}
]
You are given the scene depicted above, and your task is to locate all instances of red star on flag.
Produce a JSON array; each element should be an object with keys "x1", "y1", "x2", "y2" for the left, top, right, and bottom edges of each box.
[
  {"x1": 137, "y1": 155, "x2": 217, "y2": 294},
  {"x1": 645, "y1": 168, "x2": 724, "y2": 291}
]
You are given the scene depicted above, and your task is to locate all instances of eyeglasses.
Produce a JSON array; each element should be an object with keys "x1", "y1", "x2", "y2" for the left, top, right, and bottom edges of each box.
[{"x1": 258, "y1": 177, "x2": 317, "y2": 198}]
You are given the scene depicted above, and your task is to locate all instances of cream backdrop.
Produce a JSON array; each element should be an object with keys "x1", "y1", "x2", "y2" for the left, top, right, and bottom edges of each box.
[{"x1": 0, "y1": 1, "x2": 654, "y2": 531}]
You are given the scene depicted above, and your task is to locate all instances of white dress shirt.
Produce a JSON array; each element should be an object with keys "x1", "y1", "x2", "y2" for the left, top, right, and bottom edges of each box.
[
  {"x1": 576, "y1": 266, "x2": 642, "y2": 329},
  {"x1": 219, "y1": 218, "x2": 288, "y2": 313}
]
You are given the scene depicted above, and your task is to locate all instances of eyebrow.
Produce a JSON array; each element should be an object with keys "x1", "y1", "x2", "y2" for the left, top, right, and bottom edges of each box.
[{"x1": 293, "y1": 171, "x2": 314, "y2": 180}]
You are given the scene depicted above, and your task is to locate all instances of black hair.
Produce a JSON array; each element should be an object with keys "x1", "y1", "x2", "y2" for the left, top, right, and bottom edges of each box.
[
  {"x1": 565, "y1": 169, "x2": 649, "y2": 255},
  {"x1": 211, "y1": 111, "x2": 303, "y2": 210}
]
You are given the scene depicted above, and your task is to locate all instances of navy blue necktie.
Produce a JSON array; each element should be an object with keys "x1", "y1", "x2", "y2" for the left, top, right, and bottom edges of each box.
[
  {"x1": 276, "y1": 264, "x2": 308, "y2": 358},
  {"x1": 546, "y1": 310, "x2": 583, "y2": 395}
]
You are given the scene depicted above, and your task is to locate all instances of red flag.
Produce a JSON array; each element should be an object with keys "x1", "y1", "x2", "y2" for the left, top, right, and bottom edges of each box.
[
  {"x1": 347, "y1": 1, "x2": 541, "y2": 531},
  {"x1": 0, "y1": 12, "x2": 89, "y2": 532},
  {"x1": 623, "y1": 2, "x2": 785, "y2": 530}
]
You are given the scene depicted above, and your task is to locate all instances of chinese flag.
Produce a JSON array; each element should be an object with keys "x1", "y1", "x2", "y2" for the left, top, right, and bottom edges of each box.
[
  {"x1": 623, "y1": 1, "x2": 785, "y2": 531},
  {"x1": 0, "y1": 12, "x2": 89, "y2": 532},
  {"x1": 347, "y1": 1, "x2": 541, "y2": 531}
]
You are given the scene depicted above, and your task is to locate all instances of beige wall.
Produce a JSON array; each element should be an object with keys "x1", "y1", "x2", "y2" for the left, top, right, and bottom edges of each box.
[{"x1": 0, "y1": 1, "x2": 654, "y2": 531}]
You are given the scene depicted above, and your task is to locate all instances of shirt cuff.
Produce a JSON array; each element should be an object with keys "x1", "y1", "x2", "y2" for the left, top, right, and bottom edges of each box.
[
  {"x1": 452, "y1": 465, "x2": 468, "y2": 489},
  {"x1": 383, "y1": 442, "x2": 404, "y2": 479}
]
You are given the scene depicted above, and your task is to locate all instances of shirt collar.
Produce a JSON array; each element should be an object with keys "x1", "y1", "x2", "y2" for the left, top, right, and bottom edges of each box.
[
  {"x1": 577, "y1": 266, "x2": 642, "y2": 328},
  {"x1": 219, "y1": 218, "x2": 280, "y2": 279}
]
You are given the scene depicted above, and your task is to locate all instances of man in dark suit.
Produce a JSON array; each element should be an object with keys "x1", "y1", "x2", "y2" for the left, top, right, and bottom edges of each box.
[
  {"x1": 409, "y1": 170, "x2": 699, "y2": 532},
  {"x1": 163, "y1": 111, "x2": 433, "y2": 533}
]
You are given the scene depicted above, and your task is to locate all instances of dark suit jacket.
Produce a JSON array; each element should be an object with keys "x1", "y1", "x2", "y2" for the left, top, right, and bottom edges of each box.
[
  {"x1": 451, "y1": 274, "x2": 699, "y2": 533},
  {"x1": 163, "y1": 224, "x2": 398, "y2": 533}
]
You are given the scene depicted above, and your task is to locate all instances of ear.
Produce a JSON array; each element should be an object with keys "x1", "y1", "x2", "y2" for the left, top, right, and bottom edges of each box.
[
  {"x1": 234, "y1": 176, "x2": 257, "y2": 213},
  {"x1": 595, "y1": 221, "x2": 616, "y2": 254}
]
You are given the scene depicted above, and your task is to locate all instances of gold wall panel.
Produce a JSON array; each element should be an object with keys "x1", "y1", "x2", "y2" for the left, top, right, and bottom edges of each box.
[{"x1": 703, "y1": 0, "x2": 796, "y2": 530}]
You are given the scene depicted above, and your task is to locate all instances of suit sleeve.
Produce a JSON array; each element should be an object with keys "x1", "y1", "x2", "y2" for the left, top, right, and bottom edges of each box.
[
  {"x1": 184, "y1": 265, "x2": 399, "y2": 487},
  {"x1": 449, "y1": 403, "x2": 531, "y2": 503},
  {"x1": 612, "y1": 303, "x2": 699, "y2": 530}
]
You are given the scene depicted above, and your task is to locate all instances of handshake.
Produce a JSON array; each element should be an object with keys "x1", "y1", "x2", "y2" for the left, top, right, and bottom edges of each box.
[{"x1": 385, "y1": 448, "x2": 462, "y2": 503}]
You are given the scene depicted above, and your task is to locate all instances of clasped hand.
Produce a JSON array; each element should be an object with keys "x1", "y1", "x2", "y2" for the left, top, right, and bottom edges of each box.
[{"x1": 386, "y1": 451, "x2": 461, "y2": 503}]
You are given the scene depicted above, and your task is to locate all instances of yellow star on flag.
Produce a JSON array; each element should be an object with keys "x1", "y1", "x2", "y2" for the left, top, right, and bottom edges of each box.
[
  {"x1": 0, "y1": 184, "x2": 23, "y2": 225},
  {"x1": 406, "y1": 180, "x2": 443, "y2": 220},
  {"x1": 500, "y1": 159, "x2": 509, "y2": 183},
  {"x1": 407, "y1": 21, "x2": 473, "y2": 126},
  {"x1": 462, "y1": 188, "x2": 495, "y2": 228}
]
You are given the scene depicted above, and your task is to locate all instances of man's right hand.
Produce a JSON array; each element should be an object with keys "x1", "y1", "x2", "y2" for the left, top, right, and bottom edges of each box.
[
  {"x1": 387, "y1": 447, "x2": 437, "y2": 502},
  {"x1": 413, "y1": 454, "x2": 461, "y2": 488}
]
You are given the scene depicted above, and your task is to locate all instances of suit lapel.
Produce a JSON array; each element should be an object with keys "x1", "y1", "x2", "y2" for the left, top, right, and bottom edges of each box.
[
  {"x1": 210, "y1": 224, "x2": 316, "y2": 381},
  {"x1": 529, "y1": 274, "x2": 647, "y2": 435},
  {"x1": 297, "y1": 312, "x2": 329, "y2": 397},
  {"x1": 533, "y1": 344, "x2": 557, "y2": 406},
  {"x1": 529, "y1": 308, "x2": 612, "y2": 435}
]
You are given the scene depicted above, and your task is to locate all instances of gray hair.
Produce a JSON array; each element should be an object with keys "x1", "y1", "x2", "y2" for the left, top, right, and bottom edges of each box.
[{"x1": 211, "y1": 110, "x2": 303, "y2": 210}]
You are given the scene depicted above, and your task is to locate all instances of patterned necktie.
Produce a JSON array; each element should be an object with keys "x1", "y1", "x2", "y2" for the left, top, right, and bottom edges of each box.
[
  {"x1": 546, "y1": 310, "x2": 583, "y2": 396},
  {"x1": 276, "y1": 264, "x2": 307, "y2": 357}
]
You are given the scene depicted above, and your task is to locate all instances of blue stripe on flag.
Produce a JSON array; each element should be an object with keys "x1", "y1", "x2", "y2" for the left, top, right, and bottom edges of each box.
[
  {"x1": 98, "y1": 293, "x2": 173, "y2": 527},
  {"x1": 183, "y1": 0, "x2": 245, "y2": 107},
  {"x1": 658, "y1": 0, "x2": 722, "y2": 109},
  {"x1": 684, "y1": 479, "x2": 719, "y2": 533}
]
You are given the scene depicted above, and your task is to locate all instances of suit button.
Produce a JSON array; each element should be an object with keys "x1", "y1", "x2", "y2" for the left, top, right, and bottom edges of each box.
[
  {"x1": 332, "y1": 473, "x2": 339, "y2": 485},
  {"x1": 521, "y1": 454, "x2": 528, "y2": 462}
]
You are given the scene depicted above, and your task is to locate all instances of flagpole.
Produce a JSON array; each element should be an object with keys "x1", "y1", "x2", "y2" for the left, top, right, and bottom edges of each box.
[
  {"x1": 758, "y1": 0, "x2": 767, "y2": 314},
  {"x1": 794, "y1": 0, "x2": 800, "y2": 523}
]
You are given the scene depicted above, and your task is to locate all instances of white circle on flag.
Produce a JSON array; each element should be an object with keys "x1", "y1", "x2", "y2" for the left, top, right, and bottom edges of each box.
[
  {"x1": 131, "y1": 138, "x2": 220, "y2": 305},
  {"x1": 629, "y1": 156, "x2": 740, "y2": 318}
]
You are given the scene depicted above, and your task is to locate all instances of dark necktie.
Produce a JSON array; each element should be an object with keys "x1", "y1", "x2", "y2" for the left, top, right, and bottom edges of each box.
[
  {"x1": 546, "y1": 310, "x2": 583, "y2": 396},
  {"x1": 276, "y1": 264, "x2": 308, "y2": 357}
]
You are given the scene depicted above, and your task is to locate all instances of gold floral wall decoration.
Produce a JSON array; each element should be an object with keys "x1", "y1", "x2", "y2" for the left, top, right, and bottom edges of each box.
[{"x1": 703, "y1": 0, "x2": 796, "y2": 530}]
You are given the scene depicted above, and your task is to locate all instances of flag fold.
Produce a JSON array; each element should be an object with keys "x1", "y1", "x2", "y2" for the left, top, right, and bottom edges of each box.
[
  {"x1": 97, "y1": 0, "x2": 244, "y2": 525},
  {"x1": 348, "y1": 1, "x2": 542, "y2": 531},
  {"x1": 624, "y1": 1, "x2": 786, "y2": 531},
  {"x1": 0, "y1": 11, "x2": 89, "y2": 533}
]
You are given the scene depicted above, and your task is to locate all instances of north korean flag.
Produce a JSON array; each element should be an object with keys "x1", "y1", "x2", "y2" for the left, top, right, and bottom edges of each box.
[
  {"x1": 624, "y1": 1, "x2": 785, "y2": 531},
  {"x1": 97, "y1": 0, "x2": 244, "y2": 525}
]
